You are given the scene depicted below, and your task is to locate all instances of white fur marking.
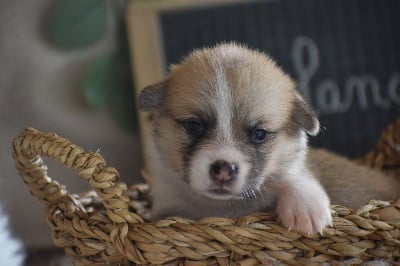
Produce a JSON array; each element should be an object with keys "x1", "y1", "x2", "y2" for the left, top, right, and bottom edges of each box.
[{"x1": 213, "y1": 65, "x2": 233, "y2": 144}]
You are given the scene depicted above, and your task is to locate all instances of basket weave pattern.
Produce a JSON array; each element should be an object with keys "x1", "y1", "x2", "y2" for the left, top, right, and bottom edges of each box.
[{"x1": 12, "y1": 119, "x2": 400, "y2": 265}]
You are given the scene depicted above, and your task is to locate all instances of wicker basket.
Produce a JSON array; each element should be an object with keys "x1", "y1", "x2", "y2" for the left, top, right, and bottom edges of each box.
[{"x1": 12, "y1": 119, "x2": 400, "y2": 265}]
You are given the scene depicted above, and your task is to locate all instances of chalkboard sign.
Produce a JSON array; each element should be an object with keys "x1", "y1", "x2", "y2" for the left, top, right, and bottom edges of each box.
[
  {"x1": 128, "y1": 0, "x2": 400, "y2": 158},
  {"x1": 157, "y1": 0, "x2": 400, "y2": 158}
]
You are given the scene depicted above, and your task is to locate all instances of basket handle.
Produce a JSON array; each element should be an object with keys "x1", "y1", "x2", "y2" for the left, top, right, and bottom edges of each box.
[{"x1": 12, "y1": 127, "x2": 144, "y2": 224}]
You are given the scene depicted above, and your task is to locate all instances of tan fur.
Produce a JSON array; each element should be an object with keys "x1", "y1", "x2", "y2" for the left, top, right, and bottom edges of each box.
[
  {"x1": 165, "y1": 44, "x2": 295, "y2": 131},
  {"x1": 308, "y1": 149, "x2": 400, "y2": 209}
]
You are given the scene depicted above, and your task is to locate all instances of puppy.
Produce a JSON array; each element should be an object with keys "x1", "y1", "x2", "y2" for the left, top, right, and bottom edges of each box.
[{"x1": 138, "y1": 43, "x2": 400, "y2": 234}]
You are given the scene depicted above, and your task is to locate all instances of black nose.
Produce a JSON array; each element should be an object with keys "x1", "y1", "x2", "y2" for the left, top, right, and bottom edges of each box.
[{"x1": 210, "y1": 160, "x2": 238, "y2": 185}]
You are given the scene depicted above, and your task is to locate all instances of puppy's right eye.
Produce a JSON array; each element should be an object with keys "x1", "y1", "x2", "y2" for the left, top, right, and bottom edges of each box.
[{"x1": 181, "y1": 120, "x2": 206, "y2": 138}]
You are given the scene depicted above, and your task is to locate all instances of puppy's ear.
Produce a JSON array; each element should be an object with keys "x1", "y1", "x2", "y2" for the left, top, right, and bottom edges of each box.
[
  {"x1": 169, "y1": 64, "x2": 179, "y2": 71},
  {"x1": 138, "y1": 81, "x2": 167, "y2": 112},
  {"x1": 291, "y1": 94, "x2": 320, "y2": 136}
]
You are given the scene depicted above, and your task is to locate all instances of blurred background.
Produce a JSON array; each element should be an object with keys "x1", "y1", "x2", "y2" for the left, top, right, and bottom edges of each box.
[
  {"x1": 0, "y1": 0, "x2": 143, "y2": 264},
  {"x1": 0, "y1": 0, "x2": 399, "y2": 264}
]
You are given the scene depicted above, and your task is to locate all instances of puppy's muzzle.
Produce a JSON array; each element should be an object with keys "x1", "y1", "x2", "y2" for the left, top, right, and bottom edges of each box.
[{"x1": 210, "y1": 160, "x2": 238, "y2": 186}]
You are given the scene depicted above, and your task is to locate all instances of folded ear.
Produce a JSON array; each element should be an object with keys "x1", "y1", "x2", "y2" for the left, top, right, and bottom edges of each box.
[
  {"x1": 138, "y1": 81, "x2": 167, "y2": 112},
  {"x1": 291, "y1": 94, "x2": 320, "y2": 136}
]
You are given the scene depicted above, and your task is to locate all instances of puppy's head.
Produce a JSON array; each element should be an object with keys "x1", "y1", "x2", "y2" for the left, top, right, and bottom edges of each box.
[{"x1": 139, "y1": 43, "x2": 319, "y2": 200}]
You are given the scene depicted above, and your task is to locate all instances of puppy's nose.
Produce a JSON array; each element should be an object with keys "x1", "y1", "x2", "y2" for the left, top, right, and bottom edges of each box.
[{"x1": 210, "y1": 160, "x2": 238, "y2": 185}]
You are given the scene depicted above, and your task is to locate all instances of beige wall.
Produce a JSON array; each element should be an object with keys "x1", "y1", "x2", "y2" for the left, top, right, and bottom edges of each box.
[{"x1": 0, "y1": 1, "x2": 143, "y2": 247}]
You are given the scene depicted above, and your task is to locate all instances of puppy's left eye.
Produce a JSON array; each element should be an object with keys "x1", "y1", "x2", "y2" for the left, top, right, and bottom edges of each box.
[
  {"x1": 182, "y1": 120, "x2": 206, "y2": 138},
  {"x1": 250, "y1": 128, "x2": 268, "y2": 144}
]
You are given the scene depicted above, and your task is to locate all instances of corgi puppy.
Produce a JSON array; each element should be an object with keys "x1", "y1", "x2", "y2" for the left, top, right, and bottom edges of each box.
[{"x1": 138, "y1": 43, "x2": 400, "y2": 234}]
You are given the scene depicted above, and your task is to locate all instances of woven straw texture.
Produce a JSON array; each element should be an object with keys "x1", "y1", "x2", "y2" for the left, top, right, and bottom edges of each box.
[{"x1": 12, "y1": 118, "x2": 400, "y2": 265}]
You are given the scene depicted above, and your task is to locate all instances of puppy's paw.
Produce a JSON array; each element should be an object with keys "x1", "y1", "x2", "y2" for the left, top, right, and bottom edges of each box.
[{"x1": 276, "y1": 181, "x2": 332, "y2": 234}]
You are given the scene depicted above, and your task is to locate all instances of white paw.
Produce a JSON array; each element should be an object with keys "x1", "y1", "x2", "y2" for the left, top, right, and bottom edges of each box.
[{"x1": 276, "y1": 181, "x2": 332, "y2": 234}]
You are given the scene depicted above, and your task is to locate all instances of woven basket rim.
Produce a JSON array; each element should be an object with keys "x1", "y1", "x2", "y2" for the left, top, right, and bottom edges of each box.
[{"x1": 11, "y1": 119, "x2": 400, "y2": 265}]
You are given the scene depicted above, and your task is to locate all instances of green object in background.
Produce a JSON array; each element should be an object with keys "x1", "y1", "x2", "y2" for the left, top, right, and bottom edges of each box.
[
  {"x1": 46, "y1": 0, "x2": 138, "y2": 133},
  {"x1": 110, "y1": 84, "x2": 138, "y2": 133},
  {"x1": 83, "y1": 51, "x2": 117, "y2": 109},
  {"x1": 46, "y1": 0, "x2": 108, "y2": 49},
  {"x1": 83, "y1": 50, "x2": 138, "y2": 132}
]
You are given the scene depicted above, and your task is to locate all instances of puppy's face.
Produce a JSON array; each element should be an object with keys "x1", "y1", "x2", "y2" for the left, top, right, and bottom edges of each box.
[{"x1": 139, "y1": 44, "x2": 319, "y2": 200}]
